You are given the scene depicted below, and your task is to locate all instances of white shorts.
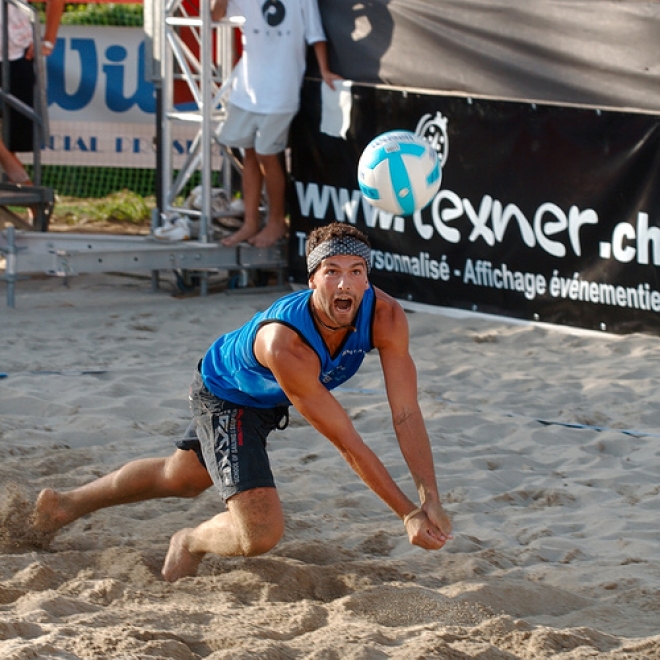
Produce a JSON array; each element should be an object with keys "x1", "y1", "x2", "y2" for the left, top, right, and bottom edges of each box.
[{"x1": 218, "y1": 104, "x2": 296, "y2": 155}]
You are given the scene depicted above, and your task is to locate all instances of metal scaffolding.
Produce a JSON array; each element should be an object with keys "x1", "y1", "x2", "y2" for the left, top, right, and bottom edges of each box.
[{"x1": 154, "y1": 0, "x2": 242, "y2": 238}]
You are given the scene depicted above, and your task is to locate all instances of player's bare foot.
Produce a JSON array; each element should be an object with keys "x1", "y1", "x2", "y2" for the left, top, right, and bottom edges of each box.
[
  {"x1": 161, "y1": 528, "x2": 204, "y2": 582},
  {"x1": 32, "y1": 488, "x2": 74, "y2": 534},
  {"x1": 248, "y1": 221, "x2": 286, "y2": 248},
  {"x1": 221, "y1": 223, "x2": 259, "y2": 247}
]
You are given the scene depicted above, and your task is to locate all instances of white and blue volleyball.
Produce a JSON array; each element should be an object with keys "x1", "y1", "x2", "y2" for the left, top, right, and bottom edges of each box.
[{"x1": 357, "y1": 130, "x2": 442, "y2": 216}]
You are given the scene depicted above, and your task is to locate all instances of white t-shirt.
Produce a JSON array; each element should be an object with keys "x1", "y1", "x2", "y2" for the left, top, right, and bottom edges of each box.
[
  {"x1": 0, "y1": 6, "x2": 33, "y2": 61},
  {"x1": 226, "y1": 0, "x2": 326, "y2": 114}
]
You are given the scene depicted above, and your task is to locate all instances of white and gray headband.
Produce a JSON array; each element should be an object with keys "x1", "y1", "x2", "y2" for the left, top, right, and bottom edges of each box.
[{"x1": 307, "y1": 236, "x2": 372, "y2": 274}]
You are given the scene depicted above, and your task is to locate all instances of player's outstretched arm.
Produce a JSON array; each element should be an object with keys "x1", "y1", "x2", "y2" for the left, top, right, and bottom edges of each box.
[
  {"x1": 373, "y1": 288, "x2": 453, "y2": 547},
  {"x1": 255, "y1": 322, "x2": 424, "y2": 523}
]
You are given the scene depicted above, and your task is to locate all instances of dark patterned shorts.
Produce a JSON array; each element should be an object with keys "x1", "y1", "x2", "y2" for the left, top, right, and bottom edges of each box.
[{"x1": 175, "y1": 369, "x2": 288, "y2": 501}]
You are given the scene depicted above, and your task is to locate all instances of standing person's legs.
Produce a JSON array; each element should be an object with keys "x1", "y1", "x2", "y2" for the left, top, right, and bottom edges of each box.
[
  {"x1": 250, "y1": 152, "x2": 287, "y2": 248},
  {"x1": 221, "y1": 146, "x2": 264, "y2": 246},
  {"x1": 219, "y1": 106, "x2": 293, "y2": 247}
]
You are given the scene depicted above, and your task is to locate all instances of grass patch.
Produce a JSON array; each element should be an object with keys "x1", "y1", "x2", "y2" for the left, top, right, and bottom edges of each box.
[{"x1": 53, "y1": 190, "x2": 155, "y2": 226}]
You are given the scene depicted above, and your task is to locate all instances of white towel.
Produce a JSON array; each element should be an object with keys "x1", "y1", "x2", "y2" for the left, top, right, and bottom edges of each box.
[{"x1": 320, "y1": 80, "x2": 353, "y2": 139}]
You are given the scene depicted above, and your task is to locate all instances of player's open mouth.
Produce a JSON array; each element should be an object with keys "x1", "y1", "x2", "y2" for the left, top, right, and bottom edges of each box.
[{"x1": 334, "y1": 297, "x2": 353, "y2": 313}]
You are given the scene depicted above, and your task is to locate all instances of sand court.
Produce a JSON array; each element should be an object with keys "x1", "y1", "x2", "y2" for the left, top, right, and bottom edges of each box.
[{"x1": 1, "y1": 272, "x2": 659, "y2": 658}]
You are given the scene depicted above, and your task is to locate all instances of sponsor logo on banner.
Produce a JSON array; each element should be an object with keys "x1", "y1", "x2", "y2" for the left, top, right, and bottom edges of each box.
[
  {"x1": 21, "y1": 26, "x2": 207, "y2": 169},
  {"x1": 415, "y1": 111, "x2": 449, "y2": 168}
]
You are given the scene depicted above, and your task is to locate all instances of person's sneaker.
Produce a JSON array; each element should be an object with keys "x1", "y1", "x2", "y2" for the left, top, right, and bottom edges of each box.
[
  {"x1": 211, "y1": 189, "x2": 231, "y2": 217},
  {"x1": 154, "y1": 215, "x2": 190, "y2": 241},
  {"x1": 153, "y1": 218, "x2": 173, "y2": 239},
  {"x1": 186, "y1": 186, "x2": 231, "y2": 217},
  {"x1": 167, "y1": 217, "x2": 191, "y2": 241},
  {"x1": 229, "y1": 197, "x2": 244, "y2": 215}
]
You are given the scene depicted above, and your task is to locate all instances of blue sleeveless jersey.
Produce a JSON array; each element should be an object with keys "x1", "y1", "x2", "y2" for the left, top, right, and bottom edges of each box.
[{"x1": 201, "y1": 287, "x2": 376, "y2": 408}]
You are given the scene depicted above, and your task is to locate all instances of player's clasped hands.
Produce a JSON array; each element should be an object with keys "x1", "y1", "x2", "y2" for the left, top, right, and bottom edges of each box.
[{"x1": 404, "y1": 502, "x2": 453, "y2": 550}]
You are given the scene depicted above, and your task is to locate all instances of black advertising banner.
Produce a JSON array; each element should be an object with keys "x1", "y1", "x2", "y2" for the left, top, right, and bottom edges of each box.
[{"x1": 288, "y1": 82, "x2": 660, "y2": 335}]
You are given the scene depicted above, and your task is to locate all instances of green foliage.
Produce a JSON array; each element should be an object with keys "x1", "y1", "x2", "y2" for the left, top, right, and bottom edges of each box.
[
  {"x1": 32, "y1": 2, "x2": 145, "y2": 27},
  {"x1": 53, "y1": 190, "x2": 155, "y2": 226},
  {"x1": 94, "y1": 189, "x2": 153, "y2": 223},
  {"x1": 62, "y1": 3, "x2": 144, "y2": 27}
]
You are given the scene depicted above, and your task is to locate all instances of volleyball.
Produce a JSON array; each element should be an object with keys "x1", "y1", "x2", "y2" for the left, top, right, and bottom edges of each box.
[{"x1": 357, "y1": 130, "x2": 442, "y2": 216}]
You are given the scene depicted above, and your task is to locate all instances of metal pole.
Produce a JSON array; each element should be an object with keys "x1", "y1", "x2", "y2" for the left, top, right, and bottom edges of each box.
[
  {"x1": 4, "y1": 225, "x2": 17, "y2": 308},
  {"x1": 199, "y1": 0, "x2": 212, "y2": 243},
  {"x1": 1, "y1": 0, "x2": 10, "y2": 153},
  {"x1": 161, "y1": 0, "x2": 174, "y2": 218}
]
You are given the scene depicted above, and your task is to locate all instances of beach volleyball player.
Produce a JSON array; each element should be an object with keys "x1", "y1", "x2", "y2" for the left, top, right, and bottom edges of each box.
[{"x1": 33, "y1": 222, "x2": 452, "y2": 581}]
